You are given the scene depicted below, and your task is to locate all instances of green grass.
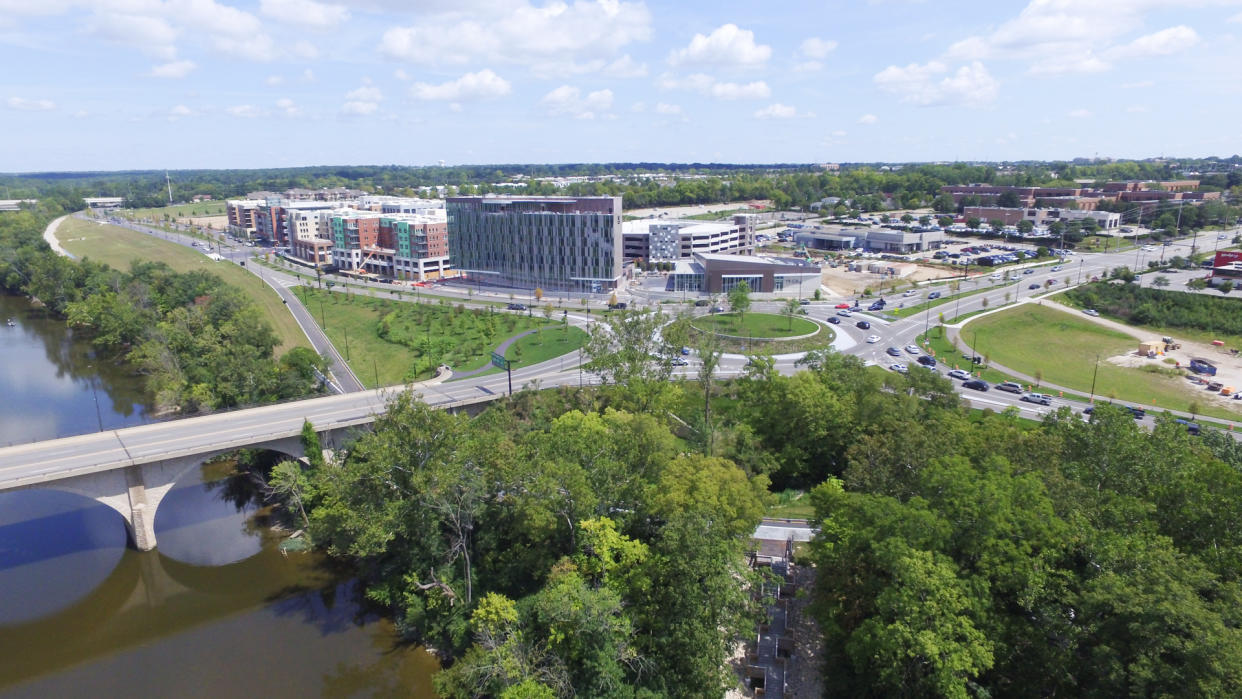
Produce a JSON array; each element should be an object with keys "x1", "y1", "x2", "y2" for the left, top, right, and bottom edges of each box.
[
  {"x1": 767, "y1": 490, "x2": 815, "y2": 519},
  {"x1": 58, "y1": 217, "x2": 309, "y2": 354},
  {"x1": 690, "y1": 312, "x2": 819, "y2": 338},
  {"x1": 966, "y1": 305, "x2": 1242, "y2": 419},
  {"x1": 682, "y1": 207, "x2": 761, "y2": 221},
  {"x1": 122, "y1": 202, "x2": 227, "y2": 219},
  {"x1": 506, "y1": 326, "x2": 589, "y2": 367},
  {"x1": 917, "y1": 325, "x2": 1089, "y2": 402},
  {"x1": 293, "y1": 287, "x2": 580, "y2": 387}
]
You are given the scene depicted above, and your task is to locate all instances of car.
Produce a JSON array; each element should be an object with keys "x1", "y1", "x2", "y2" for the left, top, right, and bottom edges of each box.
[
  {"x1": 855, "y1": 320, "x2": 871, "y2": 329},
  {"x1": 1175, "y1": 418, "x2": 1202, "y2": 435},
  {"x1": 904, "y1": 345, "x2": 921, "y2": 355},
  {"x1": 826, "y1": 316, "x2": 840, "y2": 324},
  {"x1": 1028, "y1": 283, "x2": 1041, "y2": 290},
  {"x1": 835, "y1": 303, "x2": 851, "y2": 309},
  {"x1": 917, "y1": 355, "x2": 937, "y2": 367},
  {"x1": 866, "y1": 334, "x2": 881, "y2": 343},
  {"x1": 947, "y1": 369, "x2": 971, "y2": 380},
  {"x1": 996, "y1": 381, "x2": 1024, "y2": 393},
  {"x1": 506, "y1": 303, "x2": 528, "y2": 311},
  {"x1": 1051, "y1": 265, "x2": 1063, "y2": 272},
  {"x1": 1083, "y1": 309, "x2": 1099, "y2": 317},
  {"x1": 1047, "y1": 279, "x2": 1058, "y2": 285},
  {"x1": 1021, "y1": 392, "x2": 1053, "y2": 405},
  {"x1": 1023, "y1": 268, "x2": 1034, "y2": 275},
  {"x1": 927, "y1": 291, "x2": 942, "y2": 299},
  {"x1": 681, "y1": 346, "x2": 691, "y2": 355},
  {"x1": 799, "y1": 299, "x2": 811, "y2": 305},
  {"x1": 711, "y1": 306, "x2": 725, "y2": 313},
  {"x1": 886, "y1": 347, "x2": 902, "y2": 357},
  {"x1": 694, "y1": 299, "x2": 710, "y2": 306},
  {"x1": 889, "y1": 363, "x2": 908, "y2": 373},
  {"x1": 868, "y1": 301, "x2": 885, "y2": 311},
  {"x1": 671, "y1": 358, "x2": 689, "y2": 366},
  {"x1": 608, "y1": 302, "x2": 628, "y2": 310},
  {"x1": 837, "y1": 309, "x2": 852, "y2": 317},
  {"x1": 962, "y1": 379, "x2": 990, "y2": 392},
  {"x1": 903, "y1": 289, "x2": 919, "y2": 297}
]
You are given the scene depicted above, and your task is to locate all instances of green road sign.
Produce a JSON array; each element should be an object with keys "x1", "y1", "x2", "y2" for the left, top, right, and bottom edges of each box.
[{"x1": 491, "y1": 351, "x2": 507, "y2": 370}]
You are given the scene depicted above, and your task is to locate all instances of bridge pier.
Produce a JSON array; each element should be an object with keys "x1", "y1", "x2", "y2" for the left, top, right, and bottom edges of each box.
[{"x1": 125, "y1": 466, "x2": 157, "y2": 552}]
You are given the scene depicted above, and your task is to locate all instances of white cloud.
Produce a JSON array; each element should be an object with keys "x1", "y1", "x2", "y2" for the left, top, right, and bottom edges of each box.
[
  {"x1": 411, "y1": 69, "x2": 512, "y2": 101},
  {"x1": 89, "y1": 13, "x2": 179, "y2": 60},
  {"x1": 1230, "y1": 10, "x2": 1242, "y2": 22},
  {"x1": 341, "y1": 100, "x2": 378, "y2": 115},
  {"x1": 7, "y1": 97, "x2": 55, "y2": 111},
  {"x1": 1067, "y1": 108, "x2": 1092, "y2": 118},
  {"x1": 168, "y1": 104, "x2": 195, "y2": 118},
  {"x1": 655, "y1": 102, "x2": 681, "y2": 115},
  {"x1": 291, "y1": 39, "x2": 318, "y2": 59},
  {"x1": 670, "y1": 23, "x2": 771, "y2": 67},
  {"x1": 149, "y1": 60, "x2": 196, "y2": 78},
  {"x1": 602, "y1": 54, "x2": 647, "y2": 78},
  {"x1": 1106, "y1": 25, "x2": 1199, "y2": 60},
  {"x1": 541, "y1": 85, "x2": 613, "y2": 119},
  {"x1": 345, "y1": 85, "x2": 383, "y2": 102},
  {"x1": 793, "y1": 61, "x2": 822, "y2": 72},
  {"x1": 380, "y1": 0, "x2": 651, "y2": 69},
  {"x1": 800, "y1": 37, "x2": 837, "y2": 59},
  {"x1": 753, "y1": 103, "x2": 801, "y2": 119},
  {"x1": 276, "y1": 98, "x2": 300, "y2": 116},
  {"x1": 226, "y1": 104, "x2": 263, "y2": 117},
  {"x1": 658, "y1": 73, "x2": 770, "y2": 100},
  {"x1": 944, "y1": 2, "x2": 1210, "y2": 75},
  {"x1": 858, "y1": 113, "x2": 878, "y2": 124},
  {"x1": 873, "y1": 60, "x2": 998, "y2": 107},
  {"x1": 259, "y1": 0, "x2": 349, "y2": 28}
]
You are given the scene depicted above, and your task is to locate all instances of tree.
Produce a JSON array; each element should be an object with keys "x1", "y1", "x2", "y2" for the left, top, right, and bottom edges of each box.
[
  {"x1": 534, "y1": 287, "x2": 543, "y2": 302},
  {"x1": 782, "y1": 297, "x2": 802, "y2": 331},
  {"x1": 694, "y1": 330, "x2": 724, "y2": 455},
  {"x1": 727, "y1": 280, "x2": 751, "y2": 322},
  {"x1": 1152, "y1": 275, "x2": 1170, "y2": 288},
  {"x1": 932, "y1": 194, "x2": 957, "y2": 214},
  {"x1": 1017, "y1": 220, "x2": 1034, "y2": 235},
  {"x1": 997, "y1": 190, "x2": 1022, "y2": 208},
  {"x1": 967, "y1": 217, "x2": 981, "y2": 231},
  {"x1": 901, "y1": 214, "x2": 915, "y2": 224},
  {"x1": 919, "y1": 215, "x2": 931, "y2": 227},
  {"x1": 989, "y1": 219, "x2": 1005, "y2": 235},
  {"x1": 938, "y1": 215, "x2": 953, "y2": 228}
]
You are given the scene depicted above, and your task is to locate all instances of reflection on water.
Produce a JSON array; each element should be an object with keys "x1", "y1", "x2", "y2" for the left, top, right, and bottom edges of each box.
[
  {"x1": 0, "y1": 459, "x2": 438, "y2": 697},
  {"x1": 0, "y1": 294, "x2": 153, "y2": 446}
]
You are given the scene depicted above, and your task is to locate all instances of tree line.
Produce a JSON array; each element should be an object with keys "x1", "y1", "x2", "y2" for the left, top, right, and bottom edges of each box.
[
  {"x1": 0, "y1": 206, "x2": 327, "y2": 413},
  {"x1": 1067, "y1": 282, "x2": 1242, "y2": 337}
]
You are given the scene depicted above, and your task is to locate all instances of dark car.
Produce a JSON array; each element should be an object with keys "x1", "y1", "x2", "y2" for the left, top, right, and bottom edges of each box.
[
  {"x1": 927, "y1": 291, "x2": 942, "y2": 299},
  {"x1": 1028, "y1": 283, "x2": 1040, "y2": 289},
  {"x1": 507, "y1": 303, "x2": 528, "y2": 311},
  {"x1": 1175, "y1": 419, "x2": 1201, "y2": 435},
  {"x1": 916, "y1": 355, "x2": 937, "y2": 367},
  {"x1": 868, "y1": 300, "x2": 886, "y2": 311},
  {"x1": 855, "y1": 320, "x2": 871, "y2": 329},
  {"x1": 608, "y1": 302, "x2": 628, "y2": 310},
  {"x1": 799, "y1": 299, "x2": 811, "y2": 305},
  {"x1": 694, "y1": 299, "x2": 710, "y2": 306},
  {"x1": 963, "y1": 379, "x2": 989, "y2": 392},
  {"x1": 826, "y1": 316, "x2": 840, "y2": 324}
]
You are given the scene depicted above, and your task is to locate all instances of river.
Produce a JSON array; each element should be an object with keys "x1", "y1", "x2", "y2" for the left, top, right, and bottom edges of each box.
[{"x1": 0, "y1": 294, "x2": 439, "y2": 696}]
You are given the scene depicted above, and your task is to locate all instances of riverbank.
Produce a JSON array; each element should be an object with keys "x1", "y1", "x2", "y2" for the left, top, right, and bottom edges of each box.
[{"x1": 40, "y1": 215, "x2": 71, "y2": 258}]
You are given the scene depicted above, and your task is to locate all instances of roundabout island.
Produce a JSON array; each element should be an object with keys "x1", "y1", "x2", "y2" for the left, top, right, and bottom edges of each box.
[{"x1": 685, "y1": 311, "x2": 835, "y2": 355}]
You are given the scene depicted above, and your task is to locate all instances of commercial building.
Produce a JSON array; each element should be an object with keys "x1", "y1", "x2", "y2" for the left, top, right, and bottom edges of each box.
[
  {"x1": 83, "y1": 197, "x2": 125, "y2": 210},
  {"x1": 667, "y1": 252, "x2": 820, "y2": 297},
  {"x1": 1210, "y1": 250, "x2": 1242, "y2": 283},
  {"x1": 793, "y1": 227, "x2": 944, "y2": 253},
  {"x1": 962, "y1": 206, "x2": 1121, "y2": 230},
  {"x1": 620, "y1": 215, "x2": 755, "y2": 261},
  {"x1": 447, "y1": 195, "x2": 623, "y2": 291},
  {"x1": 329, "y1": 210, "x2": 451, "y2": 281}
]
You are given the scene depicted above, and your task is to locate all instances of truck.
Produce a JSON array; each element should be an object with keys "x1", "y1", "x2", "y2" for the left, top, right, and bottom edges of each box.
[{"x1": 1189, "y1": 359, "x2": 1217, "y2": 376}]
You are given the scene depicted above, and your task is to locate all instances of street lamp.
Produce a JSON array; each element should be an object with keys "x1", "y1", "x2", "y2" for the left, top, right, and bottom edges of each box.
[{"x1": 1089, "y1": 354, "x2": 1100, "y2": 404}]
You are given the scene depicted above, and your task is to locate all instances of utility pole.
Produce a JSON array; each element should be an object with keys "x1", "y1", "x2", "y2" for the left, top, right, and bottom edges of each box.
[
  {"x1": 165, "y1": 171, "x2": 173, "y2": 205},
  {"x1": 1089, "y1": 354, "x2": 1100, "y2": 404}
]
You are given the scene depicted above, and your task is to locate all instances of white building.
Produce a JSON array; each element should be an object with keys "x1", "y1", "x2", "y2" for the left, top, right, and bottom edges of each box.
[{"x1": 621, "y1": 215, "x2": 755, "y2": 261}]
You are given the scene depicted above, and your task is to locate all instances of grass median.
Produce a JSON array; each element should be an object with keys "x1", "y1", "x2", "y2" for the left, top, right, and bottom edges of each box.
[{"x1": 58, "y1": 217, "x2": 308, "y2": 354}]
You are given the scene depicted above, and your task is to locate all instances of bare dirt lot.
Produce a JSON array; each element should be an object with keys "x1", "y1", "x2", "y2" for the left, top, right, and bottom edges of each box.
[{"x1": 818, "y1": 263, "x2": 960, "y2": 299}]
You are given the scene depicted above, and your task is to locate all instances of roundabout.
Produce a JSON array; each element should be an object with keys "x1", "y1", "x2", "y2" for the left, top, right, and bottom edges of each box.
[{"x1": 685, "y1": 312, "x2": 835, "y2": 355}]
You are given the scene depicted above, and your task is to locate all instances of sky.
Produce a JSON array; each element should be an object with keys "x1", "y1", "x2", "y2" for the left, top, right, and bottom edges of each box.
[{"x1": 2, "y1": 0, "x2": 1242, "y2": 172}]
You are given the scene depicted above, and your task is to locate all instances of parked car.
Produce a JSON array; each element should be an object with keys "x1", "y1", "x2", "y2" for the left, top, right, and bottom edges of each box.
[
  {"x1": 917, "y1": 355, "x2": 937, "y2": 367},
  {"x1": 681, "y1": 346, "x2": 691, "y2": 355},
  {"x1": 963, "y1": 379, "x2": 990, "y2": 392},
  {"x1": 1021, "y1": 392, "x2": 1052, "y2": 405},
  {"x1": 886, "y1": 347, "x2": 902, "y2": 357},
  {"x1": 671, "y1": 358, "x2": 689, "y2": 366},
  {"x1": 826, "y1": 316, "x2": 840, "y2": 325},
  {"x1": 947, "y1": 369, "x2": 971, "y2": 380},
  {"x1": 1175, "y1": 419, "x2": 1202, "y2": 435},
  {"x1": 855, "y1": 320, "x2": 871, "y2": 329},
  {"x1": 996, "y1": 381, "x2": 1024, "y2": 394}
]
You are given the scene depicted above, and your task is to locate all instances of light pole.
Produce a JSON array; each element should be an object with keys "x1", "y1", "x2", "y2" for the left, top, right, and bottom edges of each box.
[{"x1": 1089, "y1": 354, "x2": 1100, "y2": 404}]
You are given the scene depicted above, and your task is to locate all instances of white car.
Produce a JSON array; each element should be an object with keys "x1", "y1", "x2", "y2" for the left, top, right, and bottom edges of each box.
[
  {"x1": 905, "y1": 345, "x2": 921, "y2": 355},
  {"x1": 866, "y1": 334, "x2": 881, "y2": 343},
  {"x1": 1051, "y1": 265, "x2": 1063, "y2": 272},
  {"x1": 889, "y1": 363, "x2": 908, "y2": 373},
  {"x1": 1083, "y1": 309, "x2": 1100, "y2": 317}
]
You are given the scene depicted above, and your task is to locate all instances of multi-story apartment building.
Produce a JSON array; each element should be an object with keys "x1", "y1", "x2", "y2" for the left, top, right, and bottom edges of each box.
[
  {"x1": 446, "y1": 196, "x2": 623, "y2": 291},
  {"x1": 328, "y1": 210, "x2": 451, "y2": 281}
]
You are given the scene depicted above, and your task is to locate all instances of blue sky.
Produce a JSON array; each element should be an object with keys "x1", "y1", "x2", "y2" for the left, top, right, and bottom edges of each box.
[{"x1": 2, "y1": 0, "x2": 1241, "y2": 171}]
